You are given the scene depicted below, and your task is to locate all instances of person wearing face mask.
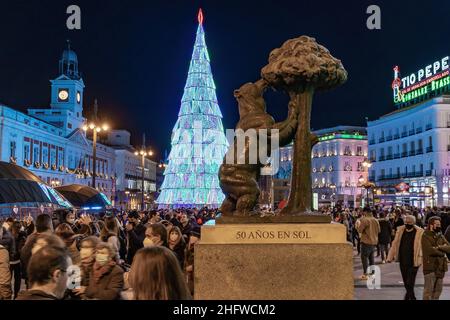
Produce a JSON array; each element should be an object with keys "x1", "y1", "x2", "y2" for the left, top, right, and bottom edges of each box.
[
  {"x1": 85, "y1": 242, "x2": 124, "y2": 300},
  {"x1": 16, "y1": 246, "x2": 71, "y2": 300},
  {"x1": 422, "y1": 216, "x2": 450, "y2": 300},
  {"x1": 168, "y1": 226, "x2": 186, "y2": 269},
  {"x1": 387, "y1": 215, "x2": 424, "y2": 300},
  {"x1": 143, "y1": 223, "x2": 168, "y2": 248},
  {"x1": 71, "y1": 236, "x2": 100, "y2": 299}
]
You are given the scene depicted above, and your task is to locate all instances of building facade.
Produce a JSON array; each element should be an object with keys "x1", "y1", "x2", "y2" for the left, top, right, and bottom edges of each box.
[
  {"x1": 0, "y1": 44, "x2": 156, "y2": 209},
  {"x1": 273, "y1": 126, "x2": 368, "y2": 208},
  {"x1": 106, "y1": 130, "x2": 156, "y2": 210},
  {"x1": 367, "y1": 96, "x2": 450, "y2": 207},
  {"x1": 368, "y1": 54, "x2": 450, "y2": 208}
]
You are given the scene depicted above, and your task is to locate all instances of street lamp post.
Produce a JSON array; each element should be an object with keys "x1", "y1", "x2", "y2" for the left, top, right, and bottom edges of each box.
[
  {"x1": 82, "y1": 100, "x2": 109, "y2": 190},
  {"x1": 135, "y1": 134, "x2": 153, "y2": 211},
  {"x1": 361, "y1": 159, "x2": 372, "y2": 206}
]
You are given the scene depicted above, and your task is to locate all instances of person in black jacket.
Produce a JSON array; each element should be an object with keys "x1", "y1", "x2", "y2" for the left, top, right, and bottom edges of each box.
[
  {"x1": 16, "y1": 246, "x2": 71, "y2": 300},
  {"x1": 125, "y1": 211, "x2": 146, "y2": 264},
  {"x1": 378, "y1": 212, "x2": 392, "y2": 263},
  {"x1": 168, "y1": 226, "x2": 186, "y2": 269}
]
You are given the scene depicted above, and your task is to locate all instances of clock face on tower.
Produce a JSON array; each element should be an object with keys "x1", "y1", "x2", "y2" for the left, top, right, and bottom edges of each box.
[
  {"x1": 58, "y1": 89, "x2": 69, "y2": 102},
  {"x1": 77, "y1": 91, "x2": 81, "y2": 103}
]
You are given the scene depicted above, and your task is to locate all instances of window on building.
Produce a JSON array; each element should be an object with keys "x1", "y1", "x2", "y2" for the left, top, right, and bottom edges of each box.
[
  {"x1": 429, "y1": 136, "x2": 433, "y2": 148},
  {"x1": 381, "y1": 169, "x2": 385, "y2": 178},
  {"x1": 412, "y1": 165, "x2": 416, "y2": 174},
  {"x1": 344, "y1": 146, "x2": 351, "y2": 156},
  {"x1": 356, "y1": 146, "x2": 362, "y2": 156},
  {"x1": 410, "y1": 141, "x2": 415, "y2": 153},
  {"x1": 380, "y1": 148, "x2": 385, "y2": 156},
  {"x1": 418, "y1": 139, "x2": 423, "y2": 151},
  {"x1": 387, "y1": 146, "x2": 393, "y2": 156},
  {"x1": 9, "y1": 141, "x2": 16, "y2": 158},
  {"x1": 68, "y1": 123, "x2": 72, "y2": 129},
  {"x1": 402, "y1": 143, "x2": 407, "y2": 153},
  {"x1": 397, "y1": 167, "x2": 400, "y2": 176},
  {"x1": 43, "y1": 147, "x2": 48, "y2": 164},
  {"x1": 420, "y1": 164, "x2": 423, "y2": 174},
  {"x1": 50, "y1": 148, "x2": 56, "y2": 166},
  {"x1": 33, "y1": 145, "x2": 40, "y2": 163},
  {"x1": 24, "y1": 144, "x2": 30, "y2": 161}
]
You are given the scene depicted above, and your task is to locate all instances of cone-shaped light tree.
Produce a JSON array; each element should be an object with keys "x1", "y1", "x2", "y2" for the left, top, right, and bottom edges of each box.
[
  {"x1": 261, "y1": 36, "x2": 347, "y2": 214},
  {"x1": 156, "y1": 9, "x2": 228, "y2": 208}
]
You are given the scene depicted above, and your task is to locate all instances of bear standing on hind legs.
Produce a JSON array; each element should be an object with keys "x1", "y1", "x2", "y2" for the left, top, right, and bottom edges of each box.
[{"x1": 219, "y1": 79, "x2": 298, "y2": 216}]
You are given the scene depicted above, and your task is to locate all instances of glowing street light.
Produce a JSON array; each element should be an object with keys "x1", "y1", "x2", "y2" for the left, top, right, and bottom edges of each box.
[
  {"x1": 135, "y1": 133, "x2": 154, "y2": 211},
  {"x1": 82, "y1": 99, "x2": 109, "y2": 189}
]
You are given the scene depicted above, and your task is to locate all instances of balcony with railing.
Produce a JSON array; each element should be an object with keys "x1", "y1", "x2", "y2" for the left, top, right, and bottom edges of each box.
[
  {"x1": 386, "y1": 154, "x2": 393, "y2": 160},
  {"x1": 426, "y1": 146, "x2": 433, "y2": 153},
  {"x1": 426, "y1": 123, "x2": 432, "y2": 131},
  {"x1": 393, "y1": 153, "x2": 400, "y2": 159},
  {"x1": 369, "y1": 139, "x2": 376, "y2": 145},
  {"x1": 386, "y1": 135, "x2": 393, "y2": 141},
  {"x1": 393, "y1": 134, "x2": 400, "y2": 140},
  {"x1": 401, "y1": 152, "x2": 408, "y2": 158},
  {"x1": 416, "y1": 148, "x2": 423, "y2": 155},
  {"x1": 409, "y1": 150, "x2": 416, "y2": 156},
  {"x1": 426, "y1": 170, "x2": 433, "y2": 176},
  {"x1": 379, "y1": 137, "x2": 385, "y2": 143},
  {"x1": 409, "y1": 129, "x2": 415, "y2": 136},
  {"x1": 416, "y1": 127, "x2": 423, "y2": 134},
  {"x1": 401, "y1": 131, "x2": 408, "y2": 138},
  {"x1": 378, "y1": 155, "x2": 385, "y2": 161}
]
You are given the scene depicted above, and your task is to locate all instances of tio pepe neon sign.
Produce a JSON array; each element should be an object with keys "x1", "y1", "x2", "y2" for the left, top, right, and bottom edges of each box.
[{"x1": 392, "y1": 56, "x2": 450, "y2": 104}]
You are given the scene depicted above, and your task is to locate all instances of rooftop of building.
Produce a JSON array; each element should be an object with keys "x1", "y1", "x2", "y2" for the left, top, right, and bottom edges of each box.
[
  {"x1": 313, "y1": 125, "x2": 367, "y2": 136},
  {"x1": 368, "y1": 95, "x2": 450, "y2": 126}
]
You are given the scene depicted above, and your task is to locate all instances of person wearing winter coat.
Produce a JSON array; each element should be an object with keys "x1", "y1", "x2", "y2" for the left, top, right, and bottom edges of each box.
[
  {"x1": 85, "y1": 242, "x2": 124, "y2": 300},
  {"x1": 378, "y1": 212, "x2": 393, "y2": 263},
  {"x1": 387, "y1": 215, "x2": 424, "y2": 300},
  {"x1": 0, "y1": 227, "x2": 12, "y2": 300},
  {"x1": 421, "y1": 216, "x2": 450, "y2": 300},
  {"x1": 356, "y1": 207, "x2": 380, "y2": 280}
]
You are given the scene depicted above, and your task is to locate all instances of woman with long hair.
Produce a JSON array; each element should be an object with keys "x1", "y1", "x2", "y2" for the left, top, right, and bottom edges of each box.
[
  {"x1": 129, "y1": 246, "x2": 191, "y2": 300},
  {"x1": 99, "y1": 217, "x2": 121, "y2": 263},
  {"x1": 55, "y1": 223, "x2": 81, "y2": 265},
  {"x1": 168, "y1": 226, "x2": 186, "y2": 269}
]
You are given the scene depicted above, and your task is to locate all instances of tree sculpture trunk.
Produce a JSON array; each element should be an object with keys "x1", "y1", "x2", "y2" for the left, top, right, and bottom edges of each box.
[{"x1": 281, "y1": 88, "x2": 314, "y2": 214}]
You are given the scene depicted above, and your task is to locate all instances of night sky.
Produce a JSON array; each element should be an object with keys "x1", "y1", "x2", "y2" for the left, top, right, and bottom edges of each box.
[{"x1": 1, "y1": 0, "x2": 450, "y2": 160}]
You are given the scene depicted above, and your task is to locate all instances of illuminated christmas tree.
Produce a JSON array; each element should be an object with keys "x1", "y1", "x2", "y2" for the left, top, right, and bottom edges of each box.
[{"x1": 157, "y1": 9, "x2": 228, "y2": 208}]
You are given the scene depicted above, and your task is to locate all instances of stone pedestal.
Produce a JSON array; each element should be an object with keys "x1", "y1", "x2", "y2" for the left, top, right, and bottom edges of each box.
[{"x1": 194, "y1": 223, "x2": 353, "y2": 300}]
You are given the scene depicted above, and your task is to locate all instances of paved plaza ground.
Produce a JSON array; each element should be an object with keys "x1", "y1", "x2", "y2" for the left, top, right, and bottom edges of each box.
[{"x1": 353, "y1": 249, "x2": 450, "y2": 300}]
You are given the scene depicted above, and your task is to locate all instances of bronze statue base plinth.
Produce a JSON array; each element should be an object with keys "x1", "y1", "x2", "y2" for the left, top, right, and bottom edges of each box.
[{"x1": 216, "y1": 213, "x2": 331, "y2": 224}]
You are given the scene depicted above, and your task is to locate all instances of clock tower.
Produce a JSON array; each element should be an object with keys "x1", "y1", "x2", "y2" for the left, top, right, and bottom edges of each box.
[
  {"x1": 50, "y1": 41, "x2": 85, "y2": 116},
  {"x1": 30, "y1": 41, "x2": 86, "y2": 135}
]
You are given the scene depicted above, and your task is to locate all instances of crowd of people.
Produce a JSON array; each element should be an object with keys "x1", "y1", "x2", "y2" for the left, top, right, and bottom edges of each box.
[
  {"x1": 329, "y1": 205, "x2": 450, "y2": 300},
  {"x1": 0, "y1": 207, "x2": 218, "y2": 300},
  {"x1": 1, "y1": 204, "x2": 450, "y2": 300}
]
